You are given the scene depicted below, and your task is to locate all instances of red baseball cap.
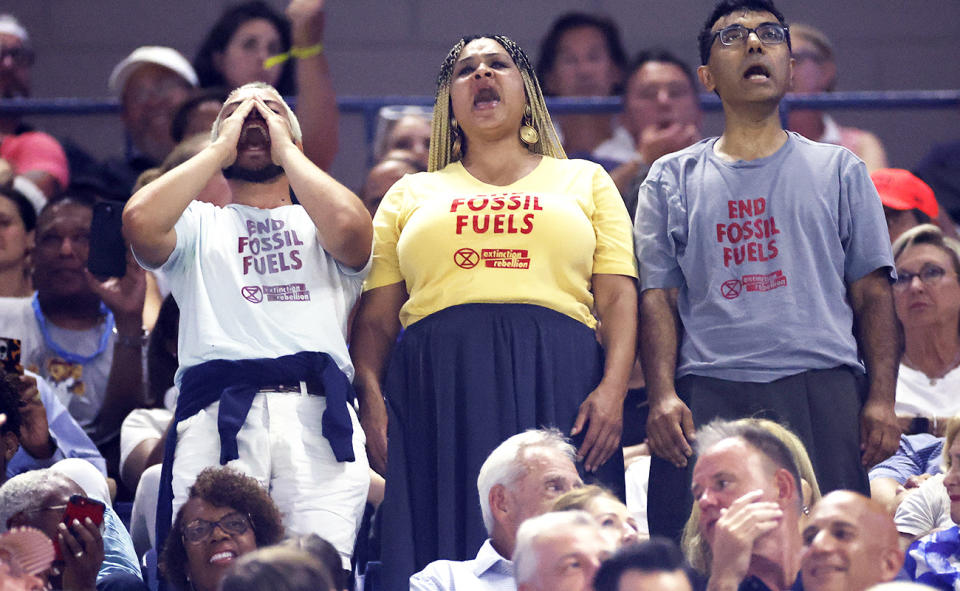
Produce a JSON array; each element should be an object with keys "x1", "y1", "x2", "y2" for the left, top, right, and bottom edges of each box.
[{"x1": 871, "y1": 168, "x2": 939, "y2": 219}]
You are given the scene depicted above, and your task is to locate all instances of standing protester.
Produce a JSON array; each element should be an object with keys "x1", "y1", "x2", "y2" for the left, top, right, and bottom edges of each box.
[
  {"x1": 351, "y1": 33, "x2": 637, "y2": 587},
  {"x1": 635, "y1": 0, "x2": 899, "y2": 541},
  {"x1": 123, "y1": 82, "x2": 372, "y2": 565}
]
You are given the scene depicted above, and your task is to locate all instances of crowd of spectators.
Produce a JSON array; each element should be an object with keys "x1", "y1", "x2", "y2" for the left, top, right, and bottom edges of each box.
[{"x1": 1, "y1": 0, "x2": 960, "y2": 589}]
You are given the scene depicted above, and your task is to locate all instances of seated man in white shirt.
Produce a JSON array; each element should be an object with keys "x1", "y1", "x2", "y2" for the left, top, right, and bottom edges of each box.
[
  {"x1": 411, "y1": 429, "x2": 582, "y2": 591},
  {"x1": 513, "y1": 510, "x2": 614, "y2": 591}
]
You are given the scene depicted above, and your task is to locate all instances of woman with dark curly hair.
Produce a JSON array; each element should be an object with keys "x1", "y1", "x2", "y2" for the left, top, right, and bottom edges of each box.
[
  {"x1": 160, "y1": 466, "x2": 284, "y2": 591},
  {"x1": 192, "y1": 0, "x2": 339, "y2": 169},
  {"x1": 193, "y1": 1, "x2": 294, "y2": 95}
]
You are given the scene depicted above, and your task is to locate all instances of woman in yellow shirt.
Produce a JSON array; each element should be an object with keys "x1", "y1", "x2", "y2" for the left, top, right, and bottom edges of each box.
[{"x1": 350, "y1": 34, "x2": 638, "y2": 585}]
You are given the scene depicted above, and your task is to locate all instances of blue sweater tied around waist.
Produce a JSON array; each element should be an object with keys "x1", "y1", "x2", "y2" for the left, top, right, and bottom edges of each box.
[{"x1": 155, "y1": 351, "x2": 356, "y2": 555}]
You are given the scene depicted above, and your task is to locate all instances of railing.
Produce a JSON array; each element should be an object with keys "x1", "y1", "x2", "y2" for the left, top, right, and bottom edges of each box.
[{"x1": 3, "y1": 90, "x2": 959, "y2": 164}]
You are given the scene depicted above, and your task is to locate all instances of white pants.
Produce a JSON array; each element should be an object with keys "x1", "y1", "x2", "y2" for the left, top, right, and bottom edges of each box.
[
  {"x1": 171, "y1": 392, "x2": 370, "y2": 565},
  {"x1": 131, "y1": 463, "x2": 162, "y2": 557}
]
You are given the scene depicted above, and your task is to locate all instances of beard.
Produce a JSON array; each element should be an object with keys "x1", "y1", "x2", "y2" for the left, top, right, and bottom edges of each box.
[{"x1": 222, "y1": 162, "x2": 284, "y2": 184}]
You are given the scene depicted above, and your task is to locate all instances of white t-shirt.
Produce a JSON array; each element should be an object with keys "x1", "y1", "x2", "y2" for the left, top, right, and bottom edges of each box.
[
  {"x1": 895, "y1": 473, "x2": 955, "y2": 537},
  {"x1": 119, "y1": 407, "x2": 172, "y2": 474},
  {"x1": 895, "y1": 363, "x2": 960, "y2": 418},
  {"x1": 0, "y1": 296, "x2": 116, "y2": 440},
  {"x1": 592, "y1": 125, "x2": 638, "y2": 164},
  {"x1": 140, "y1": 201, "x2": 369, "y2": 385}
]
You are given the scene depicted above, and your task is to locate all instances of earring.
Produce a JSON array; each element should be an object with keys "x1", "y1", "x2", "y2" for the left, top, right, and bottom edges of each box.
[
  {"x1": 450, "y1": 117, "x2": 462, "y2": 159},
  {"x1": 519, "y1": 104, "x2": 539, "y2": 146}
]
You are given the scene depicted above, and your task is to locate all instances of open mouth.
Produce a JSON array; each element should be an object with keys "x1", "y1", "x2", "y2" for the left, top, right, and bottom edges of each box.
[
  {"x1": 238, "y1": 123, "x2": 270, "y2": 151},
  {"x1": 208, "y1": 551, "x2": 237, "y2": 565},
  {"x1": 743, "y1": 64, "x2": 771, "y2": 80},
  {"x1": 473, "y1": 86, "x2": 501, "y2": 109}
]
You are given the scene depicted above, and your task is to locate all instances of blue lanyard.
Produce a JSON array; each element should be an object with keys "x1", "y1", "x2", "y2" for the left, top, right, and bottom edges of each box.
[{"x1": 31, "y1": 293, "x2": 115, "y2": 365}]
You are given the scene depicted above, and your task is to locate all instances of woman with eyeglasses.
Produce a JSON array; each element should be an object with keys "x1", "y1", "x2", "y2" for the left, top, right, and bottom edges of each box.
[
  {"x1": 891, "y1": 224, "x2": 960, "y2": 436},
  {"x1": 160, "y1": 466, "x2": 284, "y2": 591}
]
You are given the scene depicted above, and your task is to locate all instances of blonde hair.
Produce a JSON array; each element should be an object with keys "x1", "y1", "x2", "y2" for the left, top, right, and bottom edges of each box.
[
  {"x1": 891, "y1": 223, "x2": 960, "y2": 277},
  {"x1": 427, "y1": 34, "x2": 565, "y2": 172},
  {"x1": 552, "y1": 484, "x2": 621, "y2": 513},
  {"x1": 943, "y1": 416, "x2": 960, "y2": 471},
  {"x1": 681, "y1": 417, "x2": 821, "y2": 573}
]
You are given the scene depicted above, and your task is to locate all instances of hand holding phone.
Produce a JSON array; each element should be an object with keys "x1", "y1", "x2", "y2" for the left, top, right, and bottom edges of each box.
[
  {"x1": 63, "y1": 495, "x2": 105, "y2": 529},
  {"x1": 57, "y1": 497, "x2": 106, "y2": 591},
  {"x1": 53, "y1": 495, "x2": 105, "y2": 561}
]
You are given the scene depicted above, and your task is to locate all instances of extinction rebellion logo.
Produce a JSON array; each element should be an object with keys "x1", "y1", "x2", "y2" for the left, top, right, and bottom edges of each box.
[
  {"x1": 241, "y1": 283, "x2": 311, "y2": 303},
  {"x1": 454, "y1": 248, "x2": 531, "y2": 270}
]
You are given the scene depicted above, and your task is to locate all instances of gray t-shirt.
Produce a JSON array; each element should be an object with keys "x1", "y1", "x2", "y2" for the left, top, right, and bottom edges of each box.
[
  {"x1": 634, "y1": 132, "x2": 894, "y2": 382},
  {"x1": 0, "y1": 296, "x2": 117, "y2": 443}
]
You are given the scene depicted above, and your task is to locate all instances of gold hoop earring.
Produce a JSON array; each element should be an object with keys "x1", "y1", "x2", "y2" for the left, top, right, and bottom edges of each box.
[
  {"x1": 451, "y1": 117, "x2": 462, "y2": 159},
  {"x1": 519, "y1": 104, "x2": 539, "y2": 146}
]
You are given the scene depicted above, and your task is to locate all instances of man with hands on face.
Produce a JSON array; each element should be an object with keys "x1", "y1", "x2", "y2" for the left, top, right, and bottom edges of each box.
[
  {"x1": 123, "y1": 82, "x2": 373, "y2": 565},
  {"x1": 691, "y1": 420, "x2": 804, "y2": 591}
]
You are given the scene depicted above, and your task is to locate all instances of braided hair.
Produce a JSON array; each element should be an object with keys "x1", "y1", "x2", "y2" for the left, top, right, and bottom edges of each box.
[{"x1": 428, "y1": 34, "x2": 565, "y2": 172}]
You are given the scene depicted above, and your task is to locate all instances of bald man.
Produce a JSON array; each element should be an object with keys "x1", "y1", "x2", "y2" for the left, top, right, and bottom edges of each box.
[{"x1": 800, "y1": 491, "x2": 903, "y2": 591}]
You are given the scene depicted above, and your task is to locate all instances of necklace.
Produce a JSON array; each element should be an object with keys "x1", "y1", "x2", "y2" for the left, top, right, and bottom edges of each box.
[
  {"x1": 31, "y1": 293, "x2": 115, "y2": 365},
  {"x1": 903, "y1": 347, "x2": 960, "y2": 386}
]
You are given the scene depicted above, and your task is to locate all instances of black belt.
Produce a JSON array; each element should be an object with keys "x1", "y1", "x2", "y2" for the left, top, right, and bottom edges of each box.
[{"x1": 259, "y1": 377, "x2": 326, "y2": 395}]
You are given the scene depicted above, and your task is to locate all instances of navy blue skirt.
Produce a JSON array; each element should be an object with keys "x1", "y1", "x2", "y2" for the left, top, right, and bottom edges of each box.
[{"x1": 378, "y1": 303, "x2": 625, "y2": 588}]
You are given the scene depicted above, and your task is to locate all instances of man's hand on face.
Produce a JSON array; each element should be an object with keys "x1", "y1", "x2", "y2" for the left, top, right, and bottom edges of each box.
[
  {"x1": 211, "y1": 98, "x2": 258, "y2": 169},
  {"x1": 58, "y1": 517, "x2": 105, "y2": 591},
  {"x1": 252, "y1": 96, "x2": 297, "y2": 167},
  {"x1": 639, "y1": 123, "x2": 699, "y2": 164},
  {"x1": 709, "y1": 490, "x2": 783, "y2": 588}
]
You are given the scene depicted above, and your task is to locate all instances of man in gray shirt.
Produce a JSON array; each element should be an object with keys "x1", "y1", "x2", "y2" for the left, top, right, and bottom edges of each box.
[{"x1": 634, "y1": 0, "x2": 900, "y2": 541}]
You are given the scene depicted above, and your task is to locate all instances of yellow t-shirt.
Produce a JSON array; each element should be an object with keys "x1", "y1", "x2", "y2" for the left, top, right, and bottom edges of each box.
[{"x1": 366, "y1": 157, "x2": 637, "y2": 328}]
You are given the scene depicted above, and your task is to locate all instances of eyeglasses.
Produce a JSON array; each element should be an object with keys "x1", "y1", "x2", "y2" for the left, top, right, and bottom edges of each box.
[
  {"x1": 893, "y1": 264, "x2": 952, "y2": 290},
  {"x1": 712, "y1": 23, "x2": 788, "y2": 48},
  {"x1": 21, "y1": 504, "x2": 68, "y2": 515},
  {"x1": 181, "y1": 512, "x2": 252, "y2": 544}
]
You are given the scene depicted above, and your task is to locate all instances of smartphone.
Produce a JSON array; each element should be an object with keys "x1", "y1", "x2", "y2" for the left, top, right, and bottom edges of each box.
[
  {"x1": 87, "y1": 200, "x2": 127, "y2": 278},
  {"x1": 53, "y1": 495, "x2": 106, "y2": 561},
  {"x1": 0, "y1": 337, "x2": 22, "y2": 376}
]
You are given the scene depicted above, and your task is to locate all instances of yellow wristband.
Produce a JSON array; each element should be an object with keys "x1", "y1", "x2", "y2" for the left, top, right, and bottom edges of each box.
[
  {"x1": 291, "y1": 43, "x2": 324, "y2": 59},
  {"x1": 263, "y1": 43, "x2": 324, "y2": 70}
]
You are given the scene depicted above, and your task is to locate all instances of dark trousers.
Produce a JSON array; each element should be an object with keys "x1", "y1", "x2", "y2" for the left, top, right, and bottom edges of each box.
[{"x1": 646, "y1": 366, "x2": 869, "y2": 543}]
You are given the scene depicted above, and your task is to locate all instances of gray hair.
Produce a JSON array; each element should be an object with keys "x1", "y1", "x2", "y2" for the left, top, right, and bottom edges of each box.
[
  {"x1": 477, "y1": 429, "x2": 577, "y2": 534},
  {"x1": 0, "y1": 469, "x2": 61, "y2": 532},
  {"x1": 513, "y1": 510, "x2": 597, "y2": 584},
  {"x1": 695, "y1": 419, "x2": 803, "y2": 511},
  {"x1": 210, "y1": 82, "x2": 303, "y2": 144}
]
